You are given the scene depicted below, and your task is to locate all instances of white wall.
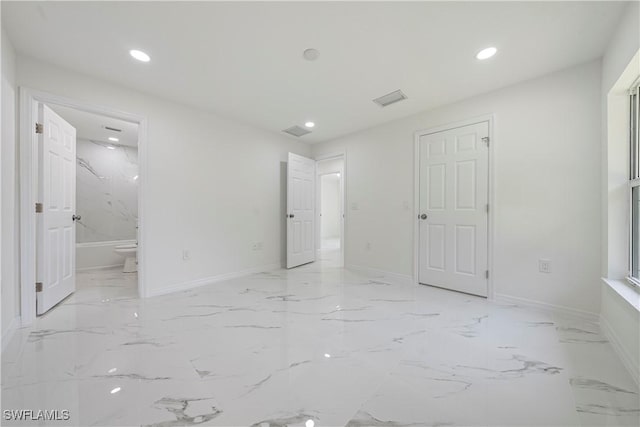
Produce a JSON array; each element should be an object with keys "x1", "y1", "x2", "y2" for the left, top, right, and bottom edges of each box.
[
  {"x1": 75, "y1": 139, "x2": 138, "y2": 243},
  {"x1": 600, "y1": 1, "x2": 640, "y2": 385},
  {"x1": 317, "y1": 158, "x2": 343, "y2": 175},
  {"x1": 321, "y1": 174, "x2": 340, "y2": 241},
  {"x1": 313, "y1": 60, "x2": 602, "y2": 315},
  {"x1": 601, "y1": 281, "x2": 640, "y2": 385},
  {"x1": 1, "y1": 28, "x2": 20, "y2": 346},
  {"x1": 14, "y1": 55, "x2": 311, "y2": 299}
]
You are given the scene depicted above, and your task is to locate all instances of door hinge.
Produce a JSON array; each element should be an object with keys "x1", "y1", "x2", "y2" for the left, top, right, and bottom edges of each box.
[
  {"x1": 485, "y1": 270, "x2": 489, "y2": 279},
  {"x1": 36, "y1": 282, "x2": 43, "y2": 292},
  {"x1": 482, "y1": 136, "x2": 490, "y2": 146},
  {"x1": 35, "y1": 202, "x2": 43, "y2": 213},
  {"x1": 486, "y1": 203, "x2": 489, "y2": 213},
  {"x1": 35, "y1": 123, "x2": 43, "y2": 134}
]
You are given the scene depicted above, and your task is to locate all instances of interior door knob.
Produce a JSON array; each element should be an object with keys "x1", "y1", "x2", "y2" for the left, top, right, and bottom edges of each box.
[
  {"x1": 72, "y1": 214, "x2": 82, "y2": 221},
  {"x1": 288, "y1": 214, "x2": 295, "y2": 218},
  {"x1": 420, "y1": 213, "x2": 428, "y2": 220}
]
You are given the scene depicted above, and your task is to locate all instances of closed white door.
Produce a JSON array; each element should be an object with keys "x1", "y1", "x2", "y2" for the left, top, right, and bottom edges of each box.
[
  {"x1": 36, "y1": 104, "x2": 77, "y2": 314},
  {"x1": 287, "y1": 152, "x2": 315, "y2": 268},
  {"x1": 418, "y1": 121, "x2": 489, "y2": 297}
]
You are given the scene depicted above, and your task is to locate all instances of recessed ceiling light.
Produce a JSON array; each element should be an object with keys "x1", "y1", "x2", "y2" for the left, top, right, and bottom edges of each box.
[
  {"x1": 108, "y1": 137, "x2": 119, "y2": 142},
  {"x1": 106, "y1": 145, "x2": 116, "y2": 150},
  {"x1": 476, "y1": 47, "x2": 497, "y2": 60},
  {"x1": 110, "y1": 387, "x2": 121, "y2": 394},
  {"x1": 303, "y1": 48, "x2": 320, "y2": 61},
  {"x1": 304, "y1": 121, "x2": 315, "y2": 128},
  {"x1": 129, "y1": 49, "x2": 150, "y2": 62}
]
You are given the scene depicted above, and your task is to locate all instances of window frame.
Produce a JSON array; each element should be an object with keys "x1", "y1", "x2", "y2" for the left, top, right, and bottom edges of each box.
[{"x1": 627, "y1": 80, "x2": 640, "y2": 288}]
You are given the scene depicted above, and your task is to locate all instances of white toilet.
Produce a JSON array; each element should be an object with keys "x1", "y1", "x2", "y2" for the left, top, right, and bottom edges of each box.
[{"x1": 114, "y1": 243, "x2": 138, "y2": 273}]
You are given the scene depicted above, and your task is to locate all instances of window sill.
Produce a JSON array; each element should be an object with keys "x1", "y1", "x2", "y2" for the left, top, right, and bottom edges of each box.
[{"x1": 602, "y1": 278, "x2": 640, "y2": 312}]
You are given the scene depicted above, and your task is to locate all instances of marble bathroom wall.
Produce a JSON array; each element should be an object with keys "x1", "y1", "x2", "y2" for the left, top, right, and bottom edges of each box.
[{"x1": 76, "y1": 139, "x2": 138, "y2": 243}]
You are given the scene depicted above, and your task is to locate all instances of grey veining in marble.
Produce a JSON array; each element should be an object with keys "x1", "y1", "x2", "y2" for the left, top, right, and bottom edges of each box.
[
  {"x1": 249, "y1": 413, "x2": 319, "y2": 427},
  {"x1": 2, "y1": 250, "x2": 638, "y2": 426},
  {"x1": 346, "y1": 411, "x2": 451, "y2": 427},
  {"x1": 145, "y1": 397, "x2": 223, "y2": 427},
  {"x1": 570, "y1": 377, "x2": 638, "y2": 394},
  {"x1": 76, "y1": 138, "x2": 138, "y2": 243}
]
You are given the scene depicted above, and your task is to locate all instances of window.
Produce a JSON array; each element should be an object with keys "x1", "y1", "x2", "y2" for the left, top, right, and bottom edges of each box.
[{"x1": 629, "y1": 81, "x2": 640, "y2": 286}]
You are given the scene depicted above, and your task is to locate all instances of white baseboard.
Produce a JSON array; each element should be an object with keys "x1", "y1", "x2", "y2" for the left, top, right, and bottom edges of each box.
[
  {"x1": 600, "y1": 314, "x2": 640, "y2": 387},
  {"x1": 346, "y1": 264, "x2": 414, "y2": 286},
  {"x1": 147, "y1": 263, "x2": 281, "y2": 297},
  {"x1": 494, "y1": 293, "x2": 599, "y2": 322},
  {"x1": 1, "y1": 316, "x2": 21, "y2": 353}
]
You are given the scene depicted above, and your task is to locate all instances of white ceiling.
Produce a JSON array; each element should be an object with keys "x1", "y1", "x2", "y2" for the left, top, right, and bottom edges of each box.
[
  {"x1": 50, "y1": 105, "x2": 139, "y2": 148},
  {"x1": 3, "y1": 1, "x2": 627, "y2": 143}
]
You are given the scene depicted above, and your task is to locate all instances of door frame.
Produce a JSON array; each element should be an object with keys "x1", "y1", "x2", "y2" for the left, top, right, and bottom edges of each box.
[
  {"x1": 19, "y1": 87, "x2": 148, "y2": 325},
  {"x1": 413, "y1": 115, "x2": 495, "y2": 298},
  {"x1": 315, "y1": 151, "x2": 346, "y2": 267}
]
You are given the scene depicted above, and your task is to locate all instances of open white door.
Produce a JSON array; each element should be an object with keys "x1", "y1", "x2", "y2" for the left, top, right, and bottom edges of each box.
[
  {"x1": 36, "y1": 104, "x2": 77, "y2": 315},
  {"x1": 418, "y1": 121, "x2": 489, "y2": 297},
  {"x1": 287, "y1": 152, "x2": 316, "y2": 268}
]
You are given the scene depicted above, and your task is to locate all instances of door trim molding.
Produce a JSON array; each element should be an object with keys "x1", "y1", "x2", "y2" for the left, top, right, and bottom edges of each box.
[
  {"x1": 314, "y1": 151, "x2": 347, "y2": 267},
  {"x1": 413, "y1": 114, "x2": 495, "y2": 299},
  {"x1": 18, "y1": 87, "x2": 148, "y2": 325}
]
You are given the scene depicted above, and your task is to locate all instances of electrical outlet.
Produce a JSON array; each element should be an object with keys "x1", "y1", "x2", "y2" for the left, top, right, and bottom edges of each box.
[
  {"x1": 538, "y1": 259, "x2": 551, "y2": 273},
  {"x1": 351, "y1": 202, "x2": 359, "y2": 210},
  {"x1": 366, "y1": 242, "x2": 372, "y2": 251},
  {"x1": 403, "y1": 201, "x2": 410, "y2": 211},
  {"x1": 252, "y1": 242, "x2": 263, "y2": 251},
  {"x1": 183, "y1": 250, "x2": 191, "y2": 261}
]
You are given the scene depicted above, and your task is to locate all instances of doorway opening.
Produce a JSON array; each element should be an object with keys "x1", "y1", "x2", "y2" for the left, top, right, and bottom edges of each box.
[
  {"x1": 51, "y1": 105, "x2": 140, "y2": 308},
  {"x1": 316, "y1": 155, "x2": 345, "y2": 267},
  {"x1": 19, "y1": 88, "x2": 147, "y2": 324}
]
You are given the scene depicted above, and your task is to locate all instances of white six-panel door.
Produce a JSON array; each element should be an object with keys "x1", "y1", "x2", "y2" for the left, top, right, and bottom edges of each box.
[
  {"x1": 418, "y1": 121, "x2": 489, "y2": 297},
  {"x1": 36, "y1": 104, "x2": 77, "y2": 314},
  {"x1": 287, "y1": 152, "x2": 316, "y2": 268}
]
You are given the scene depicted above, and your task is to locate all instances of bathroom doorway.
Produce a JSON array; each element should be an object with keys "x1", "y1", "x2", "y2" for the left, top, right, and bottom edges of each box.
[
  {"x1": 52, "y1": 105, "x2": 140, "y2": 299},
  {"x1": 316, "y1": 155, "x2": 345, "y2": 267},
  {"x1": 51, "y1": 106, "x2": 139, "y2": 273},
  {"x1": 19, "y1": 88, "x2": 147, "y2": 322}
]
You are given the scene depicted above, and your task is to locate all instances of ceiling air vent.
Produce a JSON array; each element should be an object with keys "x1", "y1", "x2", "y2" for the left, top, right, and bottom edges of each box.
[
  {"x1": 282, "y1": 125, "x2": 311, "y2": 137},
  {"x1": 373, "y1": 89, "x2": 407, "y2": 107}
]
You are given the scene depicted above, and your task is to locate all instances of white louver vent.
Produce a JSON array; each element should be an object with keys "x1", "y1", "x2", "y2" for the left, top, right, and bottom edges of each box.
[
  {"x1": 283, "y1": 126, "x2": 311, "y2": 137},
  {"x1": 373, "y1": 89, "x2": 407, "y2": 107}
]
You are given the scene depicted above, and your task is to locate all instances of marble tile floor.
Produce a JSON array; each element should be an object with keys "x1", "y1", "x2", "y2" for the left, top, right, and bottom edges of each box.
[{"x1": 2, "y1": 252, "x2": 638, "y2": 427}]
